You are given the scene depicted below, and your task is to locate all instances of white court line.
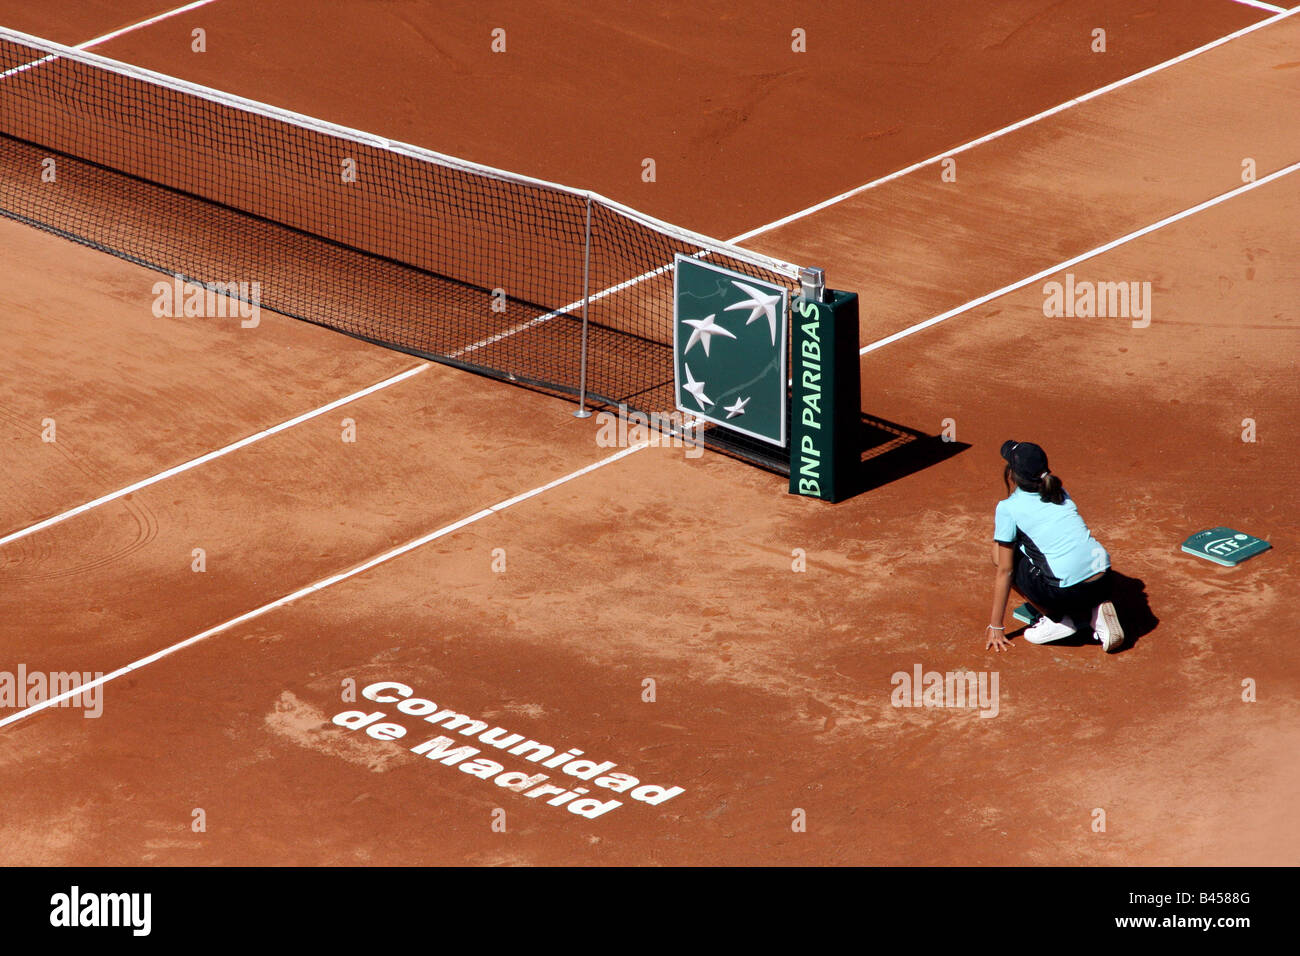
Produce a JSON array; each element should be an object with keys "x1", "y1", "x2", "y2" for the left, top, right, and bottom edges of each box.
[
  {"x1": 75, "y1": 0, "x2": 221, "y2": 50},
  {"x1": 858, "y1": 160, "x2": 1300, "y2": 355},
  {"x1": 0, "y1": 441, "x2": 649, "y2": 731},
  {"x1": 1229, "y1": 1, "x2": 1288, "y2": 15},
  {"x1": 456, "y1": 1, "x2": 1300, "y2": 360},
  {"x1": 443, "y1": 6, "x2": 1300, "y2": 377},
  {"x1": 0, "y1": 363, "x2": 430, "y2": 549},
  {"x1": 728, "y1": 5, "x2": 1300, "y2": 245},
  {"x1": 0, "y1": 1, "x2": 219, "y2": 79},
  {"x1": 3, "y1": 0, "x2": 1287, "y2": 533}
]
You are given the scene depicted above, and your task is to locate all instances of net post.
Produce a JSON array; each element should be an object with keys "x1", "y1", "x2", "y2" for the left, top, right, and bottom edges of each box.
[
  {"x1": 573, "y1": 196, "x2": 594, "y2": 419},
  {"x1": 789, "y1": 267, "x2": 862, "y2": 503}
]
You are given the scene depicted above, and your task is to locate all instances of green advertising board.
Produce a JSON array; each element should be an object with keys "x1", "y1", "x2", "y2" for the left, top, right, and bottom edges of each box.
[
  {"x1": 673, "y1": 255, "x2": 788, "y2": 447},
  {"x1": 789, "y1": 290, "x2": 860, "y2": 502}
]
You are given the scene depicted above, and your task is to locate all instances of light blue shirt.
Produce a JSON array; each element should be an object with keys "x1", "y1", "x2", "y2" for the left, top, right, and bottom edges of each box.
[{"x1": 994, "y1": 488, "x2": 1109, "y2": 588}]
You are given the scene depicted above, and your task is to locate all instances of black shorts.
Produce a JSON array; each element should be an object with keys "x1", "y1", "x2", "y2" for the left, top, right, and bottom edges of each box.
[{"x1": 1013, "y1": 549, "x2": 1114, "y2": 625}]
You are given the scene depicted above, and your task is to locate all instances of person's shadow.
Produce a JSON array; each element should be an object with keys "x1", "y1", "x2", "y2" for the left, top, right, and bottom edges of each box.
[{"x1": 1010, "y1": 571, "x2": 1157, "y2": 651}]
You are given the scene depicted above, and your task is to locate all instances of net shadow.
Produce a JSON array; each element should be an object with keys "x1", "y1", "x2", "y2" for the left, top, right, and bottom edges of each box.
[{"x1": 854, "y1": 413, "x2": 970, "y2": 495}]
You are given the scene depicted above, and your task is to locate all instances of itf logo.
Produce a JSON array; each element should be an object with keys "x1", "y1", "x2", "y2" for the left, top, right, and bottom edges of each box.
[
  {"x1": 1206, "y1": 534, "x2": 1249, "y2": 556},
  {"x1": 672, "y1": 255, "x2": 788, "y2": 446},
  {"x1": 1181, "y1": 527, "x2": 1271, "y2": 567}
]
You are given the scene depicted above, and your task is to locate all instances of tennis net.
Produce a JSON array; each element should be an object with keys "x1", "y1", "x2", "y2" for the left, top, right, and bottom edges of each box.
[{"x1": 0, "y1": 26, "x2": 806, "y2": 472}]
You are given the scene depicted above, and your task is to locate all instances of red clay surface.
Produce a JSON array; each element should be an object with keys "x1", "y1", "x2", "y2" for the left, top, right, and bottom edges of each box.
[
  {"x1": 1, "y1": 1, "x2": 1297, "y2": 865},
  {"x1": 0, "y1": 0, "x2": 167, "y2": 45},
  {"x1": 11, "y1": 0, "x2": 1264, "y2": 238}
]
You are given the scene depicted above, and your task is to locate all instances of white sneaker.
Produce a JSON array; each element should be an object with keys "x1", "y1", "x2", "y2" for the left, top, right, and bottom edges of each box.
[
  {"x1": 1023, "y1": 615, "x2": 1077, "y2": 644},
  {"x1": 1091, "y1": 601, "x2": 1125, "y2": 653}
]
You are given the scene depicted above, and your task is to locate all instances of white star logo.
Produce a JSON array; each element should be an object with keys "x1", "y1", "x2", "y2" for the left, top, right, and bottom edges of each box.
[
  {"x1": 724, "y1": 396, "x2": 750, "y2": 419},
  {"x1": 724, "y1": 280, "x2": 783, "y2": 346},
  {"x1": 682, "y1": 363, "x2": 713, "y2": 409},
  {"x1": 682, "y1": 313, "x2": 736, "y2": 357}
]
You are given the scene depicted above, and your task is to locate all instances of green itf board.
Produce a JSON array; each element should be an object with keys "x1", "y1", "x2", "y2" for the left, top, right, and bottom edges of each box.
[
  {"x1": 1181, "y1": 528, "x2": 1271, "y2": 566},
  {"x1": 673, "y1": 255, "x2": 788, "y2": 446}
]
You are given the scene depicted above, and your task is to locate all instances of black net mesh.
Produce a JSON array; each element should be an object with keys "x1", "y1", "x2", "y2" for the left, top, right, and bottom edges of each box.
[{"x1": 0, "y1": 30, "x2": 799, "y2": 473}]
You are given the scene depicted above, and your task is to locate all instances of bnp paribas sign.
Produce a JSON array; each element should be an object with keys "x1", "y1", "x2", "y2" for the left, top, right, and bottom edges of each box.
[{"x1": 672, "y1": 255, "x2": 789, "y2": 447}]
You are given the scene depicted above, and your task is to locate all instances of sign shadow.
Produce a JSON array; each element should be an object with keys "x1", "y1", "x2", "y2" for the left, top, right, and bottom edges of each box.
[{"x1": 852, "y1": 413, "x2": 970, "y2": 496}]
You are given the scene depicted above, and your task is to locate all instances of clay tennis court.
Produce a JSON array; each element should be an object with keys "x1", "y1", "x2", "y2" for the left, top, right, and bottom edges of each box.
[{"x1": 1, "y1": 0, "x2": 1297, "y2": 868}]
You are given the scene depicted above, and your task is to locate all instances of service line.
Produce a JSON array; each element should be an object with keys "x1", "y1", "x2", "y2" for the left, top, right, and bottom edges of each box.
[
  {"x1": 0, "y1": 364, "x2": 430, "y2": 549},
  {"x1": 76, "y1": 0, "x2": 222, "y2": 51},
  {"x1": 0, "y1": 1, "x2": 220, "y2": 80},
  {"x1": 729, "y1": 5, "x2": 1300, "y2": 245},
  {"x1": 1228, "y1": 1, "x2": 1288, "y2": 16},
  {"x1": 0, "y1": 441, "x2": 649, "y2": 730},
  {"x1": 858, "y1": 160, "x2": 1300, "y2": 355}
]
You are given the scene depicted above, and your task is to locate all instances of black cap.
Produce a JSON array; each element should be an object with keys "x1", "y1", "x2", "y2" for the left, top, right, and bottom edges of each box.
[{"x1": 1001, "y1": 440, "x2": 1050, "y2": 481}]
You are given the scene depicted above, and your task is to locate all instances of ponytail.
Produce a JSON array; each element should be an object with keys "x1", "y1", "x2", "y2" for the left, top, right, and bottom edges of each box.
[
  {"x1": 1004, "y1": 464, "x2": 1066, "y2": 504},
  {"x1": 1038, "y1": 471, "x2": 1065, "y2": 505}
]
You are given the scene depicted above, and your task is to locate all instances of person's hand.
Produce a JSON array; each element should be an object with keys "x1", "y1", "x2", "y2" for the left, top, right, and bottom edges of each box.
[{"x1": 985, "y1": 625, "x2": 1014, "y2": 652}]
